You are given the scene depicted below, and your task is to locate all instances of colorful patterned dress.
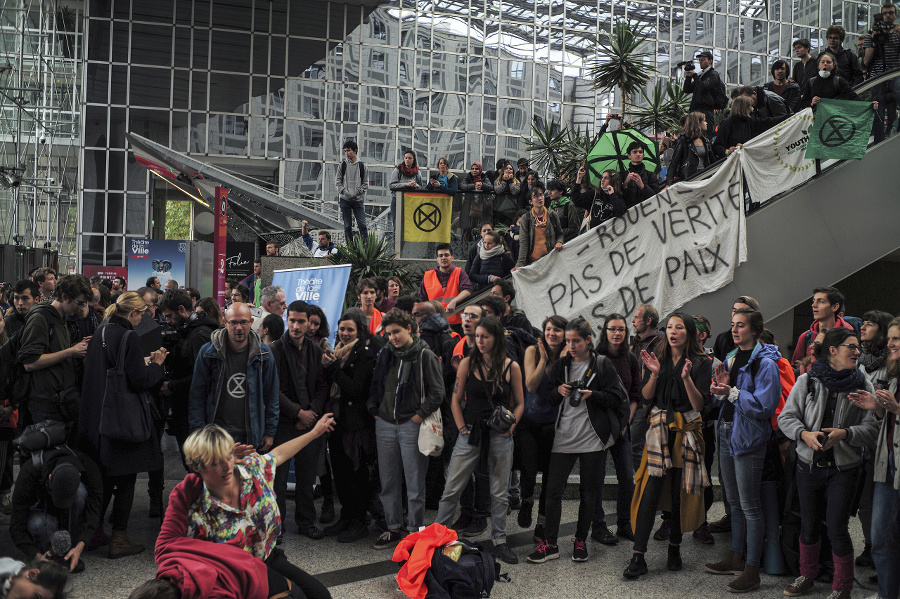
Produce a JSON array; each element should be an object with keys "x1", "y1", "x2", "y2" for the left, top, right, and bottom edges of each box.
[{"x1": 186, "y1": 453, "x2": 281, "y2": 559}]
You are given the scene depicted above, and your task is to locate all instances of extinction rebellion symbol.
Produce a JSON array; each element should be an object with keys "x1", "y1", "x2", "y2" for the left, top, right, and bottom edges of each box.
[
  {"x1": 819, "y1": 115, "x2": 856, "y2": 148},
  {"x1": 413, "y1": 202, "x2": 442, "y2": 232}
]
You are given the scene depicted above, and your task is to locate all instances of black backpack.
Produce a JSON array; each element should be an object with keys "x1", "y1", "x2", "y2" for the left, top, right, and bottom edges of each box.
[
  {"x1": 339, "y1": 160, "x2": 367, "y2": 182},
  {"x1": 0, "y1": 305, "x2": 57, "y2": 405},
  {"x1": 709, "y1": 73, "x2": 729, "y2": 110},
  {"x1": 424, "y1": 540, "x2": 503, "y2": 599}
]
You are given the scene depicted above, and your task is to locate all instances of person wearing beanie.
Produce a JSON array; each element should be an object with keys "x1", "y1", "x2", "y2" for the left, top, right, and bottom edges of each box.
[{"x1": 10, "y1": 448, "x2": 103, "y2": 573}]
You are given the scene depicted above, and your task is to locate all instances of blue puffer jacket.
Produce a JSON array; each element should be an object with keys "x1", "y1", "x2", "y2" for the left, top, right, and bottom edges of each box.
[{"x1": 718, "y1": 342, "x2": 782, "y2": 456}]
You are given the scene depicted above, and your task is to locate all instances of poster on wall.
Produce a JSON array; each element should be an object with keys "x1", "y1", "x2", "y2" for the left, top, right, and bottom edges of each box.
[
  {"x1": 225, "y1": 242, "x2": 256, "y2": 281},
  {"x1": 126, "y1": 239, "x2": 187, "y2": 289},
  {"x1": 82, "y1": 266, "x2": 129, "y2": 287},
  {"x1": 271, "y1": 264, "x2": 351, "y2": 347}
]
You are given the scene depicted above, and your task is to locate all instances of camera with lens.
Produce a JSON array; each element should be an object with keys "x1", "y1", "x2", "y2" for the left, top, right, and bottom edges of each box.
[
  {"x1": 159, "y1": 322, "x2": 181, "y2": 354},
  {"x1": 872, "y1": 13, "x2": 893, "y2": 46},
  {"x1": 676, "y1": 60, "x2": 696, "y2": 72},
  {"x1": 567, "y1": 379, "x2": 589, "y2": 407}
]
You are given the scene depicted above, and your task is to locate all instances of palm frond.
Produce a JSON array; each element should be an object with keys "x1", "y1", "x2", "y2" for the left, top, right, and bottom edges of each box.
[
  {"x1": 328, "y1": 234, "x2": 416, "y2": 310},
  {"x1": 590, "y1": 21, "x2": 654, "y2": 98},
  {"x1": 525, "y1": 118, "x2": 567, "y2": 178},
  {"x1": 631, "y1": 80, "x2": 688, "y2": 137}
]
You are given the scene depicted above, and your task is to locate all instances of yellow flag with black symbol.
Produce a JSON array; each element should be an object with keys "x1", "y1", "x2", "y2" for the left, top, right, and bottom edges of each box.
[{"x1": 403, "y1": 193, "x2": 452, "y2": 243}]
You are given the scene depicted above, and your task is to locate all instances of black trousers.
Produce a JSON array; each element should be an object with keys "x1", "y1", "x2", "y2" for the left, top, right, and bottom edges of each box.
[
  {"x1": 329, "y1": 432, "x2": 372, "y2": 524},
  {"x1": 102, "y1": 472, "x2": 137, "y2": 531},
  {"x1": 147, "y1": 419, "x2": 166, "y2": 497},
  {"x1": 515, "y1": 418, "x2": 554, "y2": 515},
  {"x1": 273, "y1": 420, "x2": 322, "y2": 529},
  {"x1": 265, "y1": 547, "x2": 331, "y2": 599},
  {"x1": 633, "y1": 468, "x2": 684, "y2": 553},
  {"x1": 796, "y1": 461, "x2": 859, "y2": 557},
  {"x1": 543, "y1": 450, "x2": 605, "y2": 544}
]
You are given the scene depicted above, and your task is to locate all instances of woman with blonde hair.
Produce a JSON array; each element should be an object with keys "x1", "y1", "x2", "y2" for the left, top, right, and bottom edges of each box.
[
  {"x1": 79, "y1": 291, "x2": 169, "y2": 558},
  {"x1": 167, "y1": 417, "x2": 335, "y2": 598}
]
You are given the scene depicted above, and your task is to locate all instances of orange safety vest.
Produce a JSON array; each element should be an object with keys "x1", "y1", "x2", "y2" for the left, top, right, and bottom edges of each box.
[
  {"x1": 423, "y1": 267, "x2": 462, "y2": 325},
  {"x1": 452, "y1": 337, "x2": 468, "y2": 360},
  {"x1": 368, "y1": 308, "x2": 383, "y2": 335}
]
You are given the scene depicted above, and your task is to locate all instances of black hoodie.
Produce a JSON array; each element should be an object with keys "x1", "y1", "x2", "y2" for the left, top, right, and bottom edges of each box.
[
  {"x1": 618, "y1": 162, "x2": 662, "y2": 209},
  {"x1": 169, "y1": 311, "x2": 217, "y2": 398}
]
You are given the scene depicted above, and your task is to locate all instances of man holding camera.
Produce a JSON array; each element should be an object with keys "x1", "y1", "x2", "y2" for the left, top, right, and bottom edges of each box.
[
  {"x1": 682, "y1": 51, "x2": 728, "y2": 127},
  {"x1": 862, "y1": 3, "x2": 900, "y2": 142}
]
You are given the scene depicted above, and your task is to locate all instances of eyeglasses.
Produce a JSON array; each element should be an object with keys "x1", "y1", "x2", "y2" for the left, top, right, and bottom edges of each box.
[
  {"x1": 839, "y1": 344, "x2": 862, "y2": 352},
  {"x1": 606, "y1": 327, "x2": 626, "y2": 333},
  {"x1": 461, "y1": 313, "x2": 480, "y2": 319},
  {"x1": 74, "y1": 299, "x2": 87, "y2": 307},
  {"x1": 226, "y1": 320, "x2": 251, "y2": 327},
  {"x1": 411, "y1": 312, "x2": 427, "y2": 318},
  {"x1": 827, "y1": 35, "x2": 842, "y2": 41}
]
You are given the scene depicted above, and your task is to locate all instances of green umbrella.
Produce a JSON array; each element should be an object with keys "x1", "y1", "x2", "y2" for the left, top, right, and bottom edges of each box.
[{"x1": 586, "y1": 129, "x2": 660, "y2": 188}]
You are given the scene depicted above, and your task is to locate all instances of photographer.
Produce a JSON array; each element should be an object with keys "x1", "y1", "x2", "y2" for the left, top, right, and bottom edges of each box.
[
  {"x1": 863, "y1": 3, "x2": 900, "y2": 142},
  {"x1": 435, "y1": 316, "x2": 523, "y2": 565},
  {"x1": 682, "y1": 51, "x2": 729, "y2": 128},
  {"x1": 526, "y1": 317, "x2": 627, "y2": 565},
  {"x1": 158, "y1": 290, "x2": 217, "y2": 459}
]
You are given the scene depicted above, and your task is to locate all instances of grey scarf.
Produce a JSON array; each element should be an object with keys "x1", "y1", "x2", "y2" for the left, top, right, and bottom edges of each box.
[{"x1": 479, "y1": 244, "x2": 505, "y2": 261}]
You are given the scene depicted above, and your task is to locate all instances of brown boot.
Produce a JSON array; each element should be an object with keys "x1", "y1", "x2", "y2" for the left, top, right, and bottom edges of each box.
[
  {"x1": 705, "y1": 551, "x2": 745, "y2": 574},
  {"x1": 108, "y1": 530, "x2": 145, "y2": 559},
  {"x1": 727, "y1": 565, "x2": 761, "y2": 593}
]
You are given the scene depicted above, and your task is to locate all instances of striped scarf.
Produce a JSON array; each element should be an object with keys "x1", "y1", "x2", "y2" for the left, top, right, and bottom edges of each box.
[{"x1": 644, "y1": 406, "x2": 710, "y2": 495}]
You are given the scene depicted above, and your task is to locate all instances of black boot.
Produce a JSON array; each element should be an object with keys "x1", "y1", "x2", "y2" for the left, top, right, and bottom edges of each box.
[
  {"x1": 624, "y1": 553, "x2": 648, "y2": 579},
  {"x1": 668, "y1": 544, "x2": 683, "y2": 571},
  {"x1": 148, "y1": 491, "x2": 164, "y2": 518}
]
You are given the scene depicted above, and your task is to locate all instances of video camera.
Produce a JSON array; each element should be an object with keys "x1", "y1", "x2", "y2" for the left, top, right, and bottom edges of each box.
[
  {"x1": 676, "y1": 60, "x2": 696, "y2": 72},
  {"x1": 872, "y1": 13, "x2": 893, "y2": 46}
]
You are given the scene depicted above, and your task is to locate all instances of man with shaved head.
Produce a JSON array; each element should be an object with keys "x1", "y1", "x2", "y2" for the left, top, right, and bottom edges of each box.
[{"x1": 188, "y1": 301, "x2": 280, "y2": 452}]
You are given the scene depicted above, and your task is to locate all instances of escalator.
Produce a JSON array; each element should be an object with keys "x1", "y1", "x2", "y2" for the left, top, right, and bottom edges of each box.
[{"x1": 680, "y1": 68, "x2": 900, "y2": 325}]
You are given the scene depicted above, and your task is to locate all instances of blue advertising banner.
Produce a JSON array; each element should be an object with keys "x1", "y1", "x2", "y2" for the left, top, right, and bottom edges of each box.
[
  {"x1": 271, "y1": 264, "x2": 351, "y2": 347},
  {"x1": 127, "y1": 239, "x2": 187, "y2": 289}
]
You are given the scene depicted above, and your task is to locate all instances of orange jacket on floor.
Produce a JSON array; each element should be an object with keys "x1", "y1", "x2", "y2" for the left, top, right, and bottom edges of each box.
[{"x1": 392, "y1": 523, "x2": 458, "y2": 599}]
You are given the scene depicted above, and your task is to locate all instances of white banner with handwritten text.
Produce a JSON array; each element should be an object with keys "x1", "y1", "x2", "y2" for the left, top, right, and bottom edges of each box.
[{"x1": 512, "y1": 153, "x2": 746, "y2": 328}]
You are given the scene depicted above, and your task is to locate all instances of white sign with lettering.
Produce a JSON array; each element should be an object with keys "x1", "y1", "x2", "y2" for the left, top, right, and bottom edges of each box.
[{"x1": 512, "y1": 153, "x2": 746, "y2": 327}]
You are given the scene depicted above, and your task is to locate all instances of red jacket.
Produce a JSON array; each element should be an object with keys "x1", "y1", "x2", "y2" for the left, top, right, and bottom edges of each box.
[
  {"x1": 791, "y1": 317, "x2": 856, "y2": 364},
  {"x1": 392, "y1": 523, "x2": 458, "y2": 599},
  {"x1": 155, "y1": 474, "x2": 271, "y2": 599}
]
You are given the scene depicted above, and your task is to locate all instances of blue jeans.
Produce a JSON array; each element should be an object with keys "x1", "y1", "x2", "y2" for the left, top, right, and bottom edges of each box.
[
  {"x1": 593, "y1": 432, "x2": 634, "y2": 528},
  {"x1": 376, "y1": 418, "x2": 428, "y2": 530},
  {"x1": 718, "y1": 421, "x2": 767, "y2": 566},
  {"x1": 436, "y1": 431, "x2": 514, "y2": 543},
  {"x1": 872, "y1": 451, "x2": 900, "y2": 599},
  {"x1": 339, "y1": 198, "x2": 368, "y2": 242},
  {"x1": 27, "y1": 482, "x2": 88, "y2": 552}
]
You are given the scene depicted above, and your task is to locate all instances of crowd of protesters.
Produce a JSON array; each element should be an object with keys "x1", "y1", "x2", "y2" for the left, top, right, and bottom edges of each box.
[
  {"x1": 2, "y1": 252, "x2": 899, "y2": 599},
  {"x1": 0, "y1": 17, "x2": 897, "y2": 598}
]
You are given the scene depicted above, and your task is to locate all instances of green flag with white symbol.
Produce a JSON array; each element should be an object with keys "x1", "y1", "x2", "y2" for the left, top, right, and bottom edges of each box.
[{"x1": 805, "y1": 98, "x2": 874, "y2": 160}]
